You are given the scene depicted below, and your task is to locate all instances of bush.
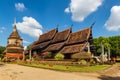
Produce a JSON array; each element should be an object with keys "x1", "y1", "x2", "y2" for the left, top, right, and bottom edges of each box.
[
  {"x1": 25, "y1": 55, "x2": 29, "y2": 60},
  {"x1": 33, "y1": 53, "x2": 40, "y2": 61},
  {"x1": 54, "y1": 53, "x2": 64, "y2": 60},
  {"x1": 79, "y1": 60, "x2": 87, "y2": 65},
  {"x1": 43, "y1": 52, "x2": 52, "y2": 59}
]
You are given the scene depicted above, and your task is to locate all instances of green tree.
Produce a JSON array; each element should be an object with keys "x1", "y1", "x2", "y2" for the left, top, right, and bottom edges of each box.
[
  {"x1": 94, "y1": 36, "x2": 110, "y2": 55},
  {"x1": 93, "y1": 36, "x2": 120, "y2": 57},
  {"x1": 109, "y1": 36, "x2": 120, "y2": 57},
  {"x1": 0, "y1": 46, "x2": 6, "y2": 58}
]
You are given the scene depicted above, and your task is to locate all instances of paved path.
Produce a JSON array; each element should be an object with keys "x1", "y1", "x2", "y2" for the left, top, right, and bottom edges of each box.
[
  {"x1": 0, "y1": 64, "x2": 101, "y2": 80},
  {"x1": 0, "y1": 64, "x2": 120, "y2": 80}
]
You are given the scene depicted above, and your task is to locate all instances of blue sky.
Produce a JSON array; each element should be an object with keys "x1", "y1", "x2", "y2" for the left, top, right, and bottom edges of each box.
[{"x1": 0, "y1": 0, "x2": 120, "y2": 47}]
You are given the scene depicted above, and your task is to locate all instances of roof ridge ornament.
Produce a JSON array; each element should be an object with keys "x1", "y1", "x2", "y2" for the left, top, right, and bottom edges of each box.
[
  {"x1": 14, "y1": 17, "x2": 16, "y2": 25},
  {"x1": 91, "y1": 21, "x2": 96, "y2": 28},
  {"x1": 13, "y1": 17, "x2": 17, "y2": 31},
  {"x1": 56, "y1": 24, "x2": 59, "y2": 29},
  {"x1": 71, "y1": 24, "x2": 73, "y2": 29}
]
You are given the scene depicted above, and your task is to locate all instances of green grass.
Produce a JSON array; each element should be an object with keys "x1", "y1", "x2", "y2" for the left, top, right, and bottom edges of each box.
[
  {"x1": 116, "y1": 62, "x2": 120, "y2": 64},
  {"x1": 18, "y1": 62, "x2": 111, "y2": 72}
]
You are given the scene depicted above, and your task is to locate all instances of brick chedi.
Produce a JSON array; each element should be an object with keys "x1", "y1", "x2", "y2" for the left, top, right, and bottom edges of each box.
[{"x1": 5, "y1": 19, "x2": 24, "y2": 59}]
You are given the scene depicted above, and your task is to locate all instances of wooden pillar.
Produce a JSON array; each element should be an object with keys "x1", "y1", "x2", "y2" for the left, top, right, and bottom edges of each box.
[
  {"x1": 22, "y1": 51, "x2": 25, "y2": 61},
  {"x1": 87, "y1": 42, "x2": 91, "y2": 53},
  {"x1": 29, "y1": 50, "x2": 32, "y2": 61},
  {"x1": 5, "y1": 57, "x2": 8, "y2": 62},
  {"x1": 17, "y1": 57, "x2": 20, "y2": 61}
]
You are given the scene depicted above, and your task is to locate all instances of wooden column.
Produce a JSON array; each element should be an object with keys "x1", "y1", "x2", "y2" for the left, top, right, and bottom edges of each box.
[
  {"x1": 87, "y1": 42, "x2": 91, "y2": 53},
  {"x1": 22, "y1": 51, "x2": 25, "y2": 61},
  {"x1": 29, "y1": 50, "x2": 32, "y2": 61}
]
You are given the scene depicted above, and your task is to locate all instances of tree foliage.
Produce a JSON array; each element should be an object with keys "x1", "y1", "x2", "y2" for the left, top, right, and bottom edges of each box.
[
  {"x1": 27, "y1": 44, "x2": 32, "y2": 49},
  {"x1": 0, "y1": 46, "x2": 6, "y2": 58},
  {"x1": 93, "y1": 36, "x2": 120, "y2": 57}
]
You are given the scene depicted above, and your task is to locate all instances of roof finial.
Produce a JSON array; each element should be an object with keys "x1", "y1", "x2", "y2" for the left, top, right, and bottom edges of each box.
[
  {"x1": 91, "y1": 21, "x2": 96, "y2": 28},
  {"x1": 14, "y1": 17, "x2": 16, "y2": 26},
  {"x1": 71, "y1": 24, "x2": 73, "y2": 29},
  {"x1": 56, "y1": 24, "x2": 59, "y2": 29},
  {"x1": 13, "y1": 17, "x2": 17, "y2": 31}
]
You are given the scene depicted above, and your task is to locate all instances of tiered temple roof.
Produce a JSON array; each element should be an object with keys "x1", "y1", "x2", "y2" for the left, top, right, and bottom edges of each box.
[
  {"x1": 44, "y1": 28, "x2": 71, "y2": 52},
  {"x1": 60, "y1": 43, "x2": 87, "y2": 54},
  {"x1": 38, "y1": 28, "x2": 58, "y2": 43},
  {"x1": 60, "y1": 27, "x2": 91, "y2": 54},
  {"x1": 8, "y1": 25, "x2": 22, "y2": 40},
  {"x1": 31, "y1": 28, "x2": 58, "y2": 50},
  {"x1": 31, "y1": 26, "x2": 95, "y2": 58}
]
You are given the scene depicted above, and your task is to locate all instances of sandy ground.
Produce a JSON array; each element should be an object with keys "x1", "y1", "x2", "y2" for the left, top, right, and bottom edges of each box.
[{"x1": 0, "y1": 63, "x2": 120, "y2": 80}]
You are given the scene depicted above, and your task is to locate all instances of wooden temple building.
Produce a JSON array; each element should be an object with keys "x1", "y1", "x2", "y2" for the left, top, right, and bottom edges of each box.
[
  {"x1": 31, "y1": 25, "x2": 95, "y2": 59},
  {"x1": 4, "y1": 19, "x2": 24, "y2": 59}
]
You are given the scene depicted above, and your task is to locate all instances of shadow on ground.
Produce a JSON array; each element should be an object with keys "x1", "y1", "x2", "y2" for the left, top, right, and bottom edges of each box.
[{"x1": 98, "y1": 75, "x2": 120, "y2": 80}]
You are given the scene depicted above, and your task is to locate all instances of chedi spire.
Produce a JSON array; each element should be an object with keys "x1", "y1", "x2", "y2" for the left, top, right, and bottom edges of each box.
[{"x1": 13, "y1": 17, "x2": 17, "y2": 32}]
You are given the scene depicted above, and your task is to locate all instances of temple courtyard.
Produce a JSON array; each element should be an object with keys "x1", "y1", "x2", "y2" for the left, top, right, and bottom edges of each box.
[{"x1": 0, "y1": 63, "x2": 120, "y2": 80}]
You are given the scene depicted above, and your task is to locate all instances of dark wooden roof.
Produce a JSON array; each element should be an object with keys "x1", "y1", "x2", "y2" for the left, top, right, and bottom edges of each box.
[
  {"x1": 31, "y1": 27, "x2": 93, "y2": 55},
  {"x1": 44, "y1": 42, "x2": 65, "y2": 52},
  {"x1": 66, "y1": 27, "x2": 91, "y2": 45},
  {"x1": 31, "y1": 28, "x2": 58, "y2": 50},
  {"x1": 60, "y1": 27, "x2": 91, "y2": 54},
  {"x1": 43, "y1": 28, "x2": 71, "y2": 52},
  {"x1": 32, "y1": 40, "x2": 39, "y2": 45},
  {"x1": 60, "y1": 43, "x2": 87, "y2": 54},
  {"x1": 51, "y1": 28, "x2": 71, "y2": 43},
  {"x1": 38, "y1": 28, "x2": 58, "y2": 43},
  {"x1": 32, "y1": 41, "x2": 50, "y2": 50}
]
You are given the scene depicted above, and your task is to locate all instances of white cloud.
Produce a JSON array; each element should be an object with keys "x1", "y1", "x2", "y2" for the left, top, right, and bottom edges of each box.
[
  {"x1": 65, "y1": 8, "x2": 70, "y2": 13},
  {"x1": 23, "y1": 40, "x2": 30, "y2": 44},
  {"x1": 1, "y1": 27, "x2": 5, "y2": 30},
  {"x1": 15, "y1": 3, "x2": 26, "y2": 12},
  {"x1": 0, "y1": 30, "x2": 3, "y2": 33},
  {"x1": 65, "y1": 0, "x2": 103, "y2": 22},
  {"x1": 16, "y1": 16, "x2": 43, "y2": 38},
  {"x1": 105, "y1": 6, "x2": 120, "y2": 31},
  {"x1": 0, "y1": 27, "x2": 5, "y2": 33}
]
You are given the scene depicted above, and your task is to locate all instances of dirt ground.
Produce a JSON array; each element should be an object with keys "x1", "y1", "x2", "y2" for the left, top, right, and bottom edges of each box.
[{"x1": 0, "y1": 63, "x2": 120, "y2": 80}]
